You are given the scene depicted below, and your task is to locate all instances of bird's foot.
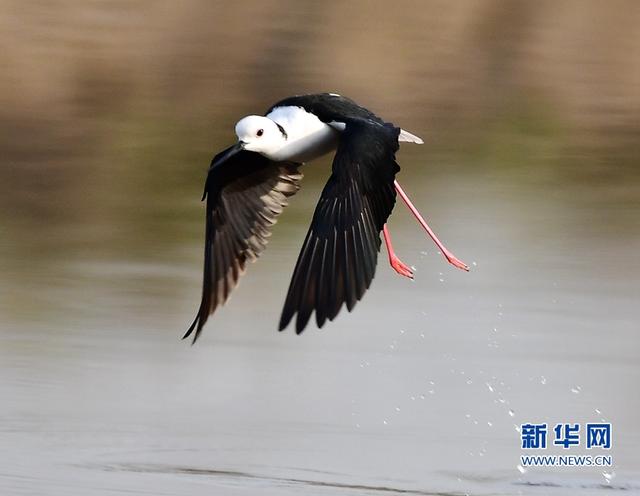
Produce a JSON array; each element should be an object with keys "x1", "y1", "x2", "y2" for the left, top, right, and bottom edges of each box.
[
  {"x1": 442, "y1": 250, "x2": 470, "y2": 272},
  {"x1": 389, "y1": 255, "x2": 414, "y2": 279}
]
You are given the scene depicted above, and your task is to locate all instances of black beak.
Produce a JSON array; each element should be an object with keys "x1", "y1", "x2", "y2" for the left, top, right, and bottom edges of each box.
[
  {"x1": 211, "y1": 141, "x2": 245, "y2": 169},
  {"x1": 202, "y1": 142, "x2": 246, "y2": 200}
]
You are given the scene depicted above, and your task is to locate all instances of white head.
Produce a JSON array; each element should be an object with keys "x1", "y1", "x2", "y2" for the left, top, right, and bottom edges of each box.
[{"x1": 234, "y1": 115, "x2": 286, "y2": 158}]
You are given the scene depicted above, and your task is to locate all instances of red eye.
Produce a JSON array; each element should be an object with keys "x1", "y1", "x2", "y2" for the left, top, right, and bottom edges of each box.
[{"x1": 256, "y1": 129, "x2": 264, "y2": 137}]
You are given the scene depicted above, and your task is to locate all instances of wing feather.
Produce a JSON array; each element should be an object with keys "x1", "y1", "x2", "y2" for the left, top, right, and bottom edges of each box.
[
  {"x1": 185, "y1": 148, "x2": 302, "y2": 342},
  {"x1": 279, "y1": 120, "x2": 400, "y2": 333}
]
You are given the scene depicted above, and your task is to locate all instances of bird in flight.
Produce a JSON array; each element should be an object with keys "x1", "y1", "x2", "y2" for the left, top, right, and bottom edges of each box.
[{"x1": 184, "y1": 93, "x2": 468, "y2": 342}]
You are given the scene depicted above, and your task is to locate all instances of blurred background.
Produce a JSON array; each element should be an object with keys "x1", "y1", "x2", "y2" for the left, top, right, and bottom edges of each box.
[{"x1": 1, "y1": 1, "x2": 638, "y2": 495}]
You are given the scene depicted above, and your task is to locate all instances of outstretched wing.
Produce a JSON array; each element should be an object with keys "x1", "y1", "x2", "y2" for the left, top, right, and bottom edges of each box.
[
  {"x1": 185, "y1": 145, "x2": 303, "y2": 342},
  {"x1": 279, "y1": 120, "x2": 400, "y2": 333}
]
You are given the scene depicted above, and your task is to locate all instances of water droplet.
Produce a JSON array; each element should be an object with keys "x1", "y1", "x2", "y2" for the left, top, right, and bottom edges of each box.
[
  {"x1": 517, "y1": 464, "x2": 527, "y2": 474},
  {"x1": 540, "y1": 376, "x2": 547, "y2": 385},
  {"x1": 595, "y1": 408, "x2": 602, "y2": 415},
  {"x1": 472, "y1": 261, "x2": 477, "y2": 266},
  {"x1": 486, "y1": 383, "x2": 494, "y2": 393},
  {"x1": 428, "y1": 389, "x2": 435, "y2": 395},
  {"x1": 355, "y1": 423, "x2": 360, "y2": 428},
  {"x1": 487, "y1": 421, "x2": 493, "y2": 427},
  {"x1": 439, "y1": 278, "x2": 444, "y2": 283},
  {"x1": 419, "y1": 333, "x2": 425, "y2": 339},
  {"x1": 466, "y1": 379, "x2": 473, "y2": 385},
  {"x1": 603, "y1": 471, "x2": 615, "y2": 483},
  {"x1": 508, "y1": 409, "x2": 515, "y2": 417},
  {"x1": 395, "y1": 407, "x2": 401, "y2": 412},
  {"x1": 399, "y1": 329, "x2": 405, "y2": 335},
  {"x1": 465, "y1": 413, "x2": 471, "y2": 418},
  {"x1": 571, "y1": 385, "x2": 581, "y2": 394},
  {"x1": 410, "y1": 395, "x2": 416, "y2": 401},
  {"x1": 383, "y1": 419, "x2": 388, "y2": 425}
]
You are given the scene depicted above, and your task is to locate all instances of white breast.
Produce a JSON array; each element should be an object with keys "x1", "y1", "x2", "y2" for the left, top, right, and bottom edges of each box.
[{"x1": 266, "y1": 106, "x2": 340, "y2": 163}]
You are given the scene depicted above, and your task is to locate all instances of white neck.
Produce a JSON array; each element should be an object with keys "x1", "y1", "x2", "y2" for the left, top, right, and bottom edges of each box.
[{"x1": 264, "y1": 106, "x2": 340, "y2": 163}]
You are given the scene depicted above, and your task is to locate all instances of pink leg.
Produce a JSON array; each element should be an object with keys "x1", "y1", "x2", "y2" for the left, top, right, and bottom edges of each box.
[
  {"x1": 383, "y1": 224, "x2": 414, "y2": 279},
  {"x1": 394, "y1": 180, "x2": 469, "y2": 272}
]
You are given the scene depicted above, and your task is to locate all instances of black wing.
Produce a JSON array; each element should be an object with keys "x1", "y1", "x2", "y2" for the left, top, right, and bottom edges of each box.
[
  {"x1": 267, "y1": 93, "x2": 384, "y2": 125},
  {"x1": 185, "y1": 146, "x2": 302, "y2": 342},
  {"x1": 279, "y1": 120, "x2": 400, "y2": 333}
]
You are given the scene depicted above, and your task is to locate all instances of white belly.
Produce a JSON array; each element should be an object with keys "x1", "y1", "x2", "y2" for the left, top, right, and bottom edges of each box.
[{"x1": 265, "y1": 106, "x2": 340, "y2": 163}]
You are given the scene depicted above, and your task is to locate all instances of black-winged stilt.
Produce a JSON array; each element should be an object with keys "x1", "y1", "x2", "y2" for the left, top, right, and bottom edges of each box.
[{"x1": 184, "y1": 93, "x2": 468, "y2": 342}]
